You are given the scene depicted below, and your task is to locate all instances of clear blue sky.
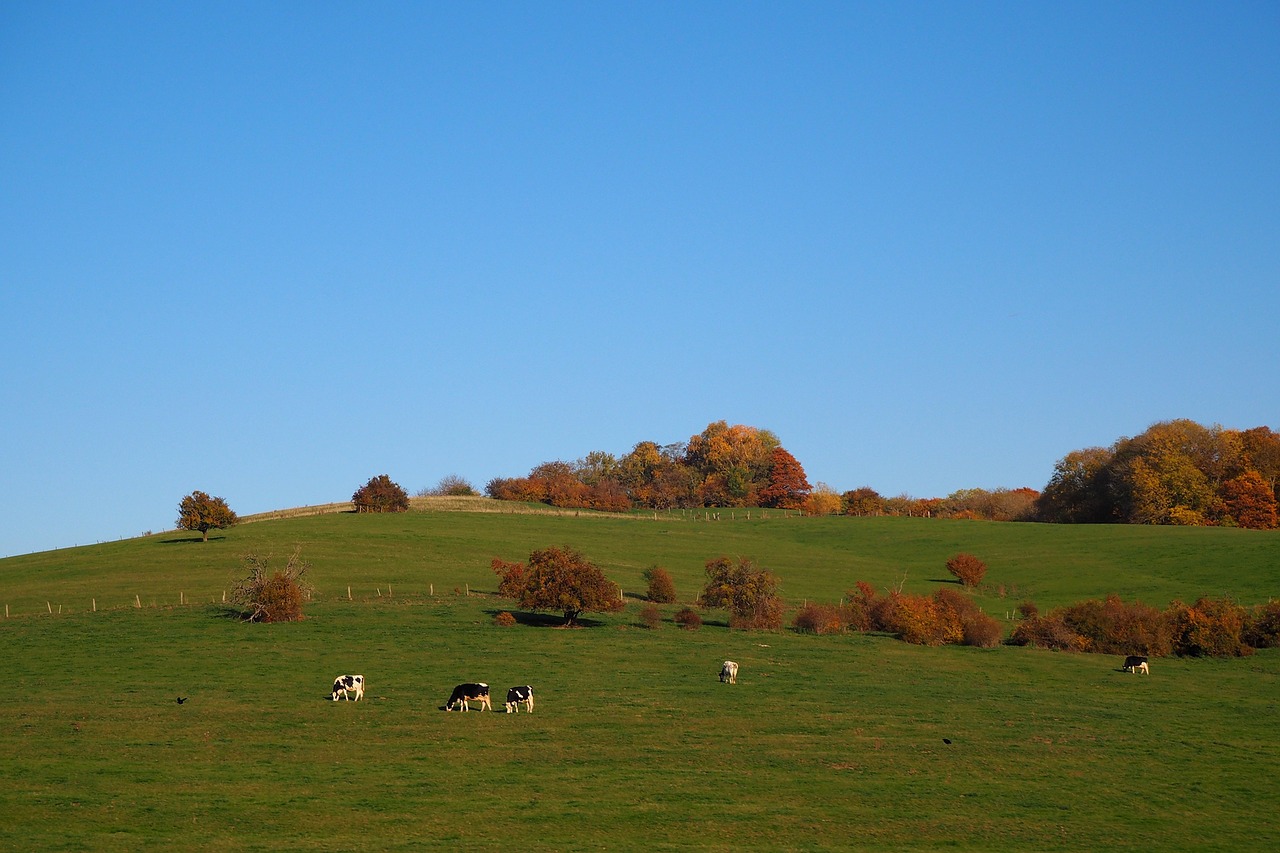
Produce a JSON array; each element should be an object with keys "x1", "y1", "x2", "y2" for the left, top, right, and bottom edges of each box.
[{"x1": 2, "y1": 2, "x2": 1277, "y2": 556}]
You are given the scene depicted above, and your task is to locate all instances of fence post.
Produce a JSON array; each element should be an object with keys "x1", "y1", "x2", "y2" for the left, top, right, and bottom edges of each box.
[
  {"x1": 92, "y1": 599, "x2": 96, "y2": 612},
  {"x1": 135, "y1": 595, "x2": 141, "y2": 608},
  {"x1": 47, "y1": 601, "x2": 52, "y2": 614},
  {"x1": 348, "y1": 586, "x2": 352, "y2": 601}
]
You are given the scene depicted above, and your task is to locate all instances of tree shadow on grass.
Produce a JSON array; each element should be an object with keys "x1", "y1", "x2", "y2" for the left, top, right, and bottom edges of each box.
[
  {"x1": 927, "y1": 577, "x2": 963, "y2": 585},
  {"x1": 482, "y1": 608, "x2": 606, "y2": 628},
  {"x1": 159, "y1": 535, "x2": 230, "y2": 545}
]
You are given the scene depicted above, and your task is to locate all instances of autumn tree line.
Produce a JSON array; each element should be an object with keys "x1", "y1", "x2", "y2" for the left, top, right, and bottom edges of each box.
[
  {"x1": 175, "y1": 418, "x2": 1279, "y2": 539},
  {"x1": 481, "y1": 418, "x2": 1280, "y2": 529},
  {"x1": 1034, "y1": 419, "x2": 1279, "y2": 528}
]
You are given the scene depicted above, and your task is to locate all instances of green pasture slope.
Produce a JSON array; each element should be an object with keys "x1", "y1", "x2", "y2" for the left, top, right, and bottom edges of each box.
[{"x1": 2, "y1": 505, "x2": 1278, "y2": 850}]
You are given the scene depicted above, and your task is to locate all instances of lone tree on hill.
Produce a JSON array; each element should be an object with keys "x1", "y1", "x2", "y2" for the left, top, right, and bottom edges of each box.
[
  {"x1": 177, "y1": 490, "x2": 238, "y2": 542},
  {"x1": 353, "y1": 474, "x2": 410, "y2": 513},
  {"x1": 491, "y1": 545, "x2": 625, "y2": 627}
]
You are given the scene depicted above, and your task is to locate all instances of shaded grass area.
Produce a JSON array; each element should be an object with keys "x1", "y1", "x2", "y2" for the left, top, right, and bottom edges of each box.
[{"x1": 2, "y1": 599, "x2": 1278, "y2": 850}]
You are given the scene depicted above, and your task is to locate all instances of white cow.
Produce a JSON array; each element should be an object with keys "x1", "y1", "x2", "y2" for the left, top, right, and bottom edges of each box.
[
  {"x1": 331, "y1": 674, "x2": 365, "y2": 701},
  {"x1": 719, "y1": 660, "x2": 739, "y2": 684}
]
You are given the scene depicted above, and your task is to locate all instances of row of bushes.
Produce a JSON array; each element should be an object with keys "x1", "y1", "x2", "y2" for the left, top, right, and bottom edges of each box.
[
  {"x1": 792, "y1": 582, "x2": 1004, "y2": 647},
  {"x1": 1009, "y1": 594, "x2": 1280, "y2": 657}
]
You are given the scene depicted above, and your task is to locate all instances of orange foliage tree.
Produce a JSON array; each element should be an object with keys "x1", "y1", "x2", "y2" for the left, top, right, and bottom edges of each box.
[
  {"x1": 177, "y1": 490, "x2": 238, "y2": 542},
  {"x1": 491, "y1": 546, "x2": 624, "y2": 627}
]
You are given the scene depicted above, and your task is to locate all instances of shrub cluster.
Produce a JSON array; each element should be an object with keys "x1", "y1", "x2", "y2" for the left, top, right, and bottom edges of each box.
[
  {"x1": 494, "y1": 611, "x2": 516, "y2": 627},
  {"x1": 1007, "y1": 594, "x2": 1278, "y2": 658},
  {"x1": 792, "y1": 602, "x2": 855, "y2": 635},
  {"x1": 821, "y1": 582, "x2": 1000, "y2": 648}
]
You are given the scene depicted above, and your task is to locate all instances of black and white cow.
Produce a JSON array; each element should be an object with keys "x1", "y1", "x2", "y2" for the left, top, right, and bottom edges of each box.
[
  {"x1": 446, "y1": 682, "x2": 491, "y2": 711},
  {"x1": 505, "y1": 685, "x2": 534, "y2": 714},
  {"x1": 719, "y1": 660, "x2": 739, "y2": 684},
  {"x1": 331, "y1": 674, "x2": 365, "y2": 701},
  {"x1": 1122, "y1": 655, "x2": 1149, "y2": 675}
]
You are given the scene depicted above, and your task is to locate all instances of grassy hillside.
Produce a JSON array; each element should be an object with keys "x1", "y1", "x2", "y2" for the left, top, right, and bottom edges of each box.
[
  {"x1": 2, "y1": 504, "x2": 1278, "y2": 849},
  {"x1": 4, "y1": 502, "x2": 1279, "y2": 616}
]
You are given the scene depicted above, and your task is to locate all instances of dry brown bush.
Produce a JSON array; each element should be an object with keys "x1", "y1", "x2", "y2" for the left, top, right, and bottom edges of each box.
[
  {"x1": 961, "y1": 612, "x2": 1004, "y2": 648},
  {"x1": 231, "y1": 548, "x2": 313, "y2": 623},
  {"x1": 494, "y1": 611, "x2": 517, "y2": 627},
  {"x1": 638, "y1": 603, "x2": 662, "y2": 629},
  {"x1": 674, "y1": 607, "x2": 702, "y2": 630}
]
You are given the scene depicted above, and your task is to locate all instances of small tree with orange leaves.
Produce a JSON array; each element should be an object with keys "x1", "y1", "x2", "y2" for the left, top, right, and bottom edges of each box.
[
  {"x1": 945, "y1": 553, "x2": 988, "y2": 588},
  {"x1": 491, "y1": 546, "x2": 624, "y2": 627}
]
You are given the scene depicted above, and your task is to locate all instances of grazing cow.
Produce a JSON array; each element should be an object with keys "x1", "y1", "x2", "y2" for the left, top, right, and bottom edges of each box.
[
  {"x1": 331, "y1": 674, "x2": 365, "y2": 701},
  {"x1": 505, "y1": 685, "x2": 535, "y2": 714},
  {"x1": 1122, "y1": 655, "x2": 1149, "y2": 675},
  {"x1": 719, "y1": 660, "x2": 739, "y2": 684},
  {"x1": 446, "y1": 682, "x2": 491, "y2": 711}
]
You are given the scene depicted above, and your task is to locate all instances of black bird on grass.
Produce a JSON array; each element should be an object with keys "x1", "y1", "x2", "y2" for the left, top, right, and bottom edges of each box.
[{"x1": 176, "y1": 697, "x2": 187, "y2": 705}]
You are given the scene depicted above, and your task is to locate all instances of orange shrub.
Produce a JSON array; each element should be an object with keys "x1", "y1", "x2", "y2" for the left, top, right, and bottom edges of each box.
[
  {"x1": 945, "y1": 553, "x2": 987, "y2": 587},
  {"x1": 1059, "y1": 594, "x2": 1172, "y2": 656},
  {"x1": 961, "y1": 612, "x2": 1003, "y2": 648},
  {"x1": 494, "y1": 611, "x2": 517, "y2": 627},
  {"x1": 1008, "y1": 614, "x2": 1088, "y2": 652},
  {"x1": 1245, "y1": 601, "x2": 1280, "y2": 648},
  {"x1": 643, "y1": 566, "x2": 677, "y2": 603},
  {"x1": 793, "y1": 602, "x2": 850, "y2": 635},
  {"x1": 881, "y1": 592, "x2": 963, "y2": 646},
  {"x1": 1167, "y1": 597, "x2": 1251, "y2": 657}
]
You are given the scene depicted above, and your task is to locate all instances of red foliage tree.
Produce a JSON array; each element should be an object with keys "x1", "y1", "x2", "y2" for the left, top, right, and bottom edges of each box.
[
  {"x1": 759, "y1": 446, "x2": 812, "y2": 509},
  {"x1": 1220, "y1": 469, "x2": 1279, "y2": 529},
  {"x1": 842, "y1": 487, "x2": 885, "y2": 516}
]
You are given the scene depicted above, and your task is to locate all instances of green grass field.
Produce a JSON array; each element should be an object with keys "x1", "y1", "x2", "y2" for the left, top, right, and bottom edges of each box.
[{"x1": 2, "y1": 505, "x2": 1278, "y2": 849}]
